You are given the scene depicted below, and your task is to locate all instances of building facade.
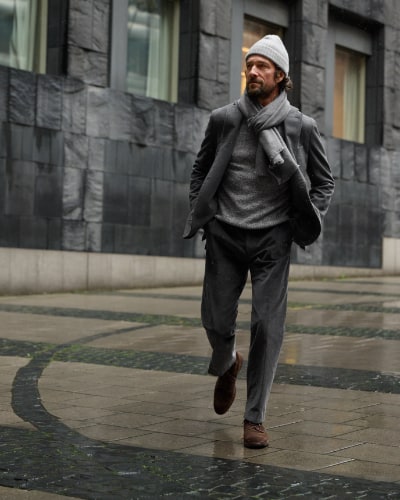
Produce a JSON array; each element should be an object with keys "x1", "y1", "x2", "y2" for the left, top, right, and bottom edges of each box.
[{"x1": 0, "y1": 0, "x2": 400, "y2": 293}]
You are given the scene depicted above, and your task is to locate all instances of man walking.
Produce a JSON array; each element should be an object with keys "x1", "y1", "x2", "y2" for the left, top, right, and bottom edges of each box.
[{"x1": 183, "y1": 35, "x2": 334, "y2": 448}]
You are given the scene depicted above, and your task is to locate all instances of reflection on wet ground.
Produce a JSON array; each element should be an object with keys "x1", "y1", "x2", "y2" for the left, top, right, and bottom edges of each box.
[{"x1": 0, "y1": 276, "x2": 398, "y2": 498}]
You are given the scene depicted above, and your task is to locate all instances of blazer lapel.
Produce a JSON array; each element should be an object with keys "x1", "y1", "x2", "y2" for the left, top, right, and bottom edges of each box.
[{"x1": 195, "y1": 104, "x2": 242, "y2": 217}]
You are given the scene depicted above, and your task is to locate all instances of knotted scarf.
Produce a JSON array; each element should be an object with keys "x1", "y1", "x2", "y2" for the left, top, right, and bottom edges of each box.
[{"x1": 238, "y1": 91, "x2": 299, "y2": 184}]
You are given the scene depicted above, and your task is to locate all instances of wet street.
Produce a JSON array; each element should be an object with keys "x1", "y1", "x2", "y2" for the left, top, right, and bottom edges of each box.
[{"x1": 0, "y1": 276, "x2": 399, "y2": 499}]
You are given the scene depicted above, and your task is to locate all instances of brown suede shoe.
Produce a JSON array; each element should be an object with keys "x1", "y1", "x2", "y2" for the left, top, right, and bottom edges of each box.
[
  {"x1": 243, "y1": 420, "x2": 269, "y2": 448},
  {"x1": 213, "y1": 352, "x2": 243, "y2": 415}
]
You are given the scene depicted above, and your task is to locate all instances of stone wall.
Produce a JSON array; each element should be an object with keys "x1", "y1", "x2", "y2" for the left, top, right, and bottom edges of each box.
[
  {"x1": 289, "y1": 0, "x2": 400, "y2": 268},
  {"x1": 1, "y1": 0, "x2": 400, "y2": 270},
  {"x1": 0, "y1": 0, "x2": 209, "y2": 259}
]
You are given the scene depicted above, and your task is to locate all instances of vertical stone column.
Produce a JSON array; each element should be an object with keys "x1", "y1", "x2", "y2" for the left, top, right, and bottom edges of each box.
[
  {"x1": 62, "y1": 0, "x2": 110, "y2": 251},
  {"x1": 67, "y1": 0, "x2": 109, "y2": 86},
  {"x1": 197, "y1": 0, "x2": 232, "y2": 110},
  {"x1": 296, "y1": 0, "x2": 328, "y2": 129}
]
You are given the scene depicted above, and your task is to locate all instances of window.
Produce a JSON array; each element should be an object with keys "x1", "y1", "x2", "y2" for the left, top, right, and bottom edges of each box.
[
  {"x1": 326, "y1": 17, "x2": 372, "y2": 144},
  {"x1": 0, "y1": 0, "x2": 48, "y2": 73},
  {"x1": 111, "y1": 0, "x2": 180, "y2": 102},
  {"x1": 333, "y1": 46, "x2": 366, "y2": 143},
  {"x1": 241, "y1": 16, "x2": 283, "y2": 94}
]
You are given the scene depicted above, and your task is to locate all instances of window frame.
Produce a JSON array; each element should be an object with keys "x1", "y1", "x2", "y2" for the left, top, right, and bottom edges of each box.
[
  {"x1": 326, "y1": 17, "x2": 372, "y2": 143},
  {"x1": 35, "y1": 0, "x2": 48, "y2": 73},
  {"x1": 110, "y1": 0, "x2": 180, "y2": 103},
  {"x1": 0, "y1": 0, "x2": 48, "y2": 73}
]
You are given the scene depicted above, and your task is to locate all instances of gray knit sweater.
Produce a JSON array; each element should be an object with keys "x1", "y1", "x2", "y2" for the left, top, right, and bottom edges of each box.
[{"x1": 215, "y1": 120, "x2": 291, "y2": 229}]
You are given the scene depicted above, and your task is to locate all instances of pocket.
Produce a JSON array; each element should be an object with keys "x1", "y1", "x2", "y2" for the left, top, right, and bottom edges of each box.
[
  {"x1": 268, "y1": 221, "x2": 293, "y2": 259},
  {"x1": 202, "y1": 218, "x2": 215, "y2": 240}
]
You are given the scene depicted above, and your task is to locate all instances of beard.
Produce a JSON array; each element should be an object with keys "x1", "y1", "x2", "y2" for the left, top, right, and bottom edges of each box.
[{"x1": 246, "y1": 79, "x2": 277, "y2": 100}]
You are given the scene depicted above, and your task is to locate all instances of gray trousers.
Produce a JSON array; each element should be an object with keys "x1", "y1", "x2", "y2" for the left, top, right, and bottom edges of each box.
[{"x1": 202, "y1": 218, "x2": 292, "y2": 423}]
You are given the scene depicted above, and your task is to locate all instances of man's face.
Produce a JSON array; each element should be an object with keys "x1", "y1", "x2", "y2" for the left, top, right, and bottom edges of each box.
[{"x1": 245, "y1": 55, "x2": 284, "y2": 102}]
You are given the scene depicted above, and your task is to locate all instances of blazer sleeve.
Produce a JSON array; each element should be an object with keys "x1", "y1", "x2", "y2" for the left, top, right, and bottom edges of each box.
[
  {"x1": 188, "y1": 111, "x2": 219, "y2": 210},
  {"x1": 303, "y1": 116, "x2": 335, "y2": 217}
]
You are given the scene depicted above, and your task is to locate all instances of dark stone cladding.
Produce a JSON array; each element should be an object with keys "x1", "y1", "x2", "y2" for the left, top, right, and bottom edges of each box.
[
  {"x1": 0, "y1": 72, "x2": 206, "y2": 256},
  {"x1": 1, "y1": 0, "x2": 400, "y2": 268}
]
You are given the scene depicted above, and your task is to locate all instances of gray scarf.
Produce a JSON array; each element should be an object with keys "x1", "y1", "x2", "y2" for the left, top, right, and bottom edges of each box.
[{"x1": 238, "y1": 91, "x2": 299, "y2": 184}]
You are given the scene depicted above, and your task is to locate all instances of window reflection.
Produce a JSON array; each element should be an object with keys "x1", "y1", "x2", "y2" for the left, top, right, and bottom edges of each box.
[
  {"x1": 0, "y1": 0, "x2": 47, "y2": 72},
  {"x1": 126, "y1": 0, "x2": 179, "y2": 101}
]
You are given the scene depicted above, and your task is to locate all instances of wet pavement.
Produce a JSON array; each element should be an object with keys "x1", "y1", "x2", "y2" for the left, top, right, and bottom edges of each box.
[{"x1": 0, "y1": 276, "x2": 399, "y2": 499}]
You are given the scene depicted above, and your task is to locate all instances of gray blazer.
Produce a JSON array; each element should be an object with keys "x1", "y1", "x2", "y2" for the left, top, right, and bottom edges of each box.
[{"x1": 183, "y1": 101, "x2": 334, "y2": 248}]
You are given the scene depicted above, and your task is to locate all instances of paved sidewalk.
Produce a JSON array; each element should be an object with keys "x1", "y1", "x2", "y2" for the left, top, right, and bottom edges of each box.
[{"x1": 0, "y1": 276, "x2": 399, "y2": 498}]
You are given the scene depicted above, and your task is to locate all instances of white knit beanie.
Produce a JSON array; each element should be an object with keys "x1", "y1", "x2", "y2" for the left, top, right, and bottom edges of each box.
[{"x1": 245, "y1": 35, "x2": 289, "y2": 75}]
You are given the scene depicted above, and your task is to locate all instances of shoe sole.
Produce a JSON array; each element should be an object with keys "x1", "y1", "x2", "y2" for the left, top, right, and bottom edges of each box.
[
  {"x1": 244, "y1": 441, "x2": 269, "y2": 449},
  {"x1": 213, "y1": 353, "x2": 243, "y2": 415}
]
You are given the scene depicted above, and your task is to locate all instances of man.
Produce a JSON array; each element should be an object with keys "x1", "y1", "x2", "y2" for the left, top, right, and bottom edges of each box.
[{"x1": 183, "y1": 35, "x2": 334, "y2": 448}]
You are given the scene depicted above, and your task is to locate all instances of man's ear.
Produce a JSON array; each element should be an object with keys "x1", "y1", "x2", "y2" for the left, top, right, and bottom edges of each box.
[{"x1": 275, "y1": 70, "x2": 285, "y2": 82}]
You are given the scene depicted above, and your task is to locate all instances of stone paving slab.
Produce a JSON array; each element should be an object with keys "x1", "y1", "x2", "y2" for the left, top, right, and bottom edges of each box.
[
  {"x1": 0, "y1": 277, "x2": 399, "y2": 498},
  {"x1": 0, "y1": 293, "x2": 202, "y2": 318},
  {"x1": 0, "y1": 357, "x2": 35, "y2": 431},
  {"x1": 280, "y1": 333, "x2": 400, "y2": 373},
  {"x1": 0, "y1": 486, "x2": 80, "y2": 499},
  {"x1": 286, "y1": 307, "x2": 400, "y2": 330},
  {"x1": 0, "y1": 311, "x2": 140, "y2": 344}
]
